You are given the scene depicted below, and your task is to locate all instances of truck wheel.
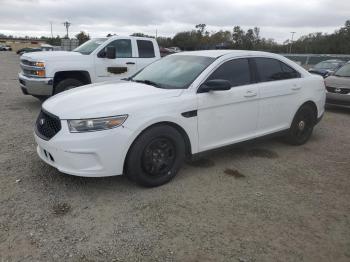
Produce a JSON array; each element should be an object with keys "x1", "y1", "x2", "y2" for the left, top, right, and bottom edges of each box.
[
  {"x1": 285, "y1": 104, "x2": 316, "y2": 145},
  {"x1": 54, "y1": 78, "x2": 83, "y2": 94},
  {"x1": 126, "y1": 125, "x2": 186, "y2": 187}
]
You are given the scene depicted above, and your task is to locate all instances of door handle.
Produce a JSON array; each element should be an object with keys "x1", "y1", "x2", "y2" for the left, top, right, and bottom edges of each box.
[
  {"x1": 291, "y1": 86, "x2": 301, "y2": 91},
  {"x1": 244, "y1": 90, "x2": 257, "y2": 97},
  {"x1": 126, "y1": 62, "x2": 135, "y2": 65}
]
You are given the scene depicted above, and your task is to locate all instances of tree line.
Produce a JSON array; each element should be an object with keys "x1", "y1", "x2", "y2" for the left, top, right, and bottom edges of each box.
[
  {"x1": 1, "y1": 20, "x2": 349, "y2": 54},
  {"x1": 139, "y1": 21, "x2": 350, "y2": 54}
]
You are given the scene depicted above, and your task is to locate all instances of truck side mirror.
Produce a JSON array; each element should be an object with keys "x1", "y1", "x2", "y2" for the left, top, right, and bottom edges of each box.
[{"x1": 106, "y1": 46, "x2": 116, "y2": 59}]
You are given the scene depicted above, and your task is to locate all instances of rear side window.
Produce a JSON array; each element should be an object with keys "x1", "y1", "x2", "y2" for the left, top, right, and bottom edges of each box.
[
  {"x1": 207, "y1": 58, "x2": 251, "y2": 87},
  {"x1": 137, "y1": 40, "x2": 155, "y2": 58},
  {"x1": 254, "y1": 57, "x2": 300, "y2": 82}
]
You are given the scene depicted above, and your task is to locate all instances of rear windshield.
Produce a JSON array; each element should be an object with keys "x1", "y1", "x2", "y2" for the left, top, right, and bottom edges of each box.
[
  {"x1": 314, "y1": 61, "x2": 341, "y2": 70},
  {"x1": 334, "y1": 64, "x2": 350, "y2": 77}
]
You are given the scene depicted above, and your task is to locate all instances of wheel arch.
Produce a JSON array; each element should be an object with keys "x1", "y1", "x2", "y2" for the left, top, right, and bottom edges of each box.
[
  {"x1": 53, "y1": 70, "x2": 91, "y2": 88},
  {"x1": 292, "y1": 100, "x2": 318, "y2": 126},
  {"x1": 123, "y1": 121, "x2": 193, "y2": 173}
]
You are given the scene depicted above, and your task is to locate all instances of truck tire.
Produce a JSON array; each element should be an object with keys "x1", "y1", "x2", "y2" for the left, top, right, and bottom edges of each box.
[{"x1": 54, "y1": 78, "x2": 83, "y2": 95}]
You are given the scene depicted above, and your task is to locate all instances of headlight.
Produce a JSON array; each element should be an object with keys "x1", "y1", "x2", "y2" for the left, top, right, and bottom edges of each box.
[{"x1": 68, "y1": 115, "x2": 128, "y2": 133}]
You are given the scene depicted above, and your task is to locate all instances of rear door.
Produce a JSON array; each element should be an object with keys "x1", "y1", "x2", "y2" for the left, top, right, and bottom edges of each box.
[
  {"x1": 197, "y1": 58, "x2": 260, "y2": 151},
  {"x1": 252, "y1": 57, "x2": 303, "y2": 134},
  {"x1": 94, "y1": 38, "x2": 139, "y2": 82}
]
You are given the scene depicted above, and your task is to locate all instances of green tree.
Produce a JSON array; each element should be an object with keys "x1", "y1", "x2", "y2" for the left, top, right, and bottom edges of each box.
[{"x1": 75, "y1": 31, "x2": 90, "y2": 45}]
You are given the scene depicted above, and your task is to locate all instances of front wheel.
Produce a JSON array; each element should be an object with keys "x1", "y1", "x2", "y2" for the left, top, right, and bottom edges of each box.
[
  {"x1": 54, "y1": 78, "x2": 83, "y2": 95},
  {"x1": 285, "y1": 105, "x2": 316, "y2": 145},
  {"x1": 125, "y1": 125, "x2": 186, "y2": 187}
]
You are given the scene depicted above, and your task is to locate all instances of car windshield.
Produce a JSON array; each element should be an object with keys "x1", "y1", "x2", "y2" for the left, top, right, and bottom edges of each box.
[
  {"x1": 314, "y1": 61, "x2": 341, "y2": 70},
  {"x1": 73, "y1": 38, "x2": 107, "y2": 55},
  {"x1": 334, "y1": 63, "x2": 350, "y2": 77},
  {"x1": 131, "y1": 55, "x2": 215, "y2": 89}
]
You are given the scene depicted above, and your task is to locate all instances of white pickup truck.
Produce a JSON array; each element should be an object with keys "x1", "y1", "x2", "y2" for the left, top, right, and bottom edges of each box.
[{"x1": 18, "y1": 36, "x2": 161, "y2": 99}]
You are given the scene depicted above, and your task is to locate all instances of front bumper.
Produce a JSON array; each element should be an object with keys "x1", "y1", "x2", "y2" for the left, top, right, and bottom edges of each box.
[
  {"x1": 326, "y1": 92, "x2": 350, "y2": 108},
  {"x1": 19, "y1": 73, "x2": 53, "y2": 96},
  {"x1": 34, "y1": 120, "x2": 134, "y2": 177}
]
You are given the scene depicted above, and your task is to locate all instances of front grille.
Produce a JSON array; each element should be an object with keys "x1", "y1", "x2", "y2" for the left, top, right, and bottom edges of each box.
[
  {"x1": 326, "y1": 86, "x2": 350, "y2": 94},
  {"x1": 22, "y1": 68, "x2": 37, "y2": 77},
  {"x1": 35, "y1": 110, "x2": 61, "y2": 140},
  {"x1": 21, "y1": 59, "x2": 37, "y2": 66}
]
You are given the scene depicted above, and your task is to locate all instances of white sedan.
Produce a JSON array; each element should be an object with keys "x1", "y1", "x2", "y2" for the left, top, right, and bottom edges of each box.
[{"x1": 34, "y1": 50, "x2": 326, "y2": 187}]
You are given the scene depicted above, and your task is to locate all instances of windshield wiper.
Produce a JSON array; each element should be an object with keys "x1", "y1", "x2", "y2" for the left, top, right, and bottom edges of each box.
[{"x1": 133, "y1": 79, "x2": 163, "y2": 88}]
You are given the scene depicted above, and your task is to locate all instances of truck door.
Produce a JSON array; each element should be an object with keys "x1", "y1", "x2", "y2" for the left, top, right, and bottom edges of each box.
[{"x1": 94, "y1": 39, "x2": 138, "y2": 82}]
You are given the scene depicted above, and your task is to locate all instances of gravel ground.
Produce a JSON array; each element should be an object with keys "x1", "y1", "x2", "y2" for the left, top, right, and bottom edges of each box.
[{"x1": 0, "y1": 52, "x2": 349, "y2": 262}]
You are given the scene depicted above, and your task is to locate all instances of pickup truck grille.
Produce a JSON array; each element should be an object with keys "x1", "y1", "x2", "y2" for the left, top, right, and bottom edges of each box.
[
  {"x1": 326, "y1": 86, "x2": 350, "y2": 95},
  {"x1": 35, "y1": 110, "x2": 61, "y2": 140},
  {"x1": 21, "y1": 59, "x2": 37, "y2": 67}
]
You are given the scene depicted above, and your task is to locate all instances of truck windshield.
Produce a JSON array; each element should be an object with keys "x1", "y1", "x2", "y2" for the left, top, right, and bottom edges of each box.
[
  {"x1": 131, "y1": 55, "x2": 215, "y2": 89},
  {"x1": 73, "y1": 38, "x2": 107, "y2": 55}
]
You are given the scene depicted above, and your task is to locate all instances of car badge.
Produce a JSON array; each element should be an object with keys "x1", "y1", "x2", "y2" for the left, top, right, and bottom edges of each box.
[
  {"x1": 335, "y1": 88, "x2": 341, "y2": 93},
  {"x1": 39, "y1": 118, "x2": 45, "y2": 125}
]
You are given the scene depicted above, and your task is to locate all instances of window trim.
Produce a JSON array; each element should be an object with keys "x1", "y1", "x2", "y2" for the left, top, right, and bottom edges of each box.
[{"x1": 251, "y1": 57, "x2": 301, "y2": 83}]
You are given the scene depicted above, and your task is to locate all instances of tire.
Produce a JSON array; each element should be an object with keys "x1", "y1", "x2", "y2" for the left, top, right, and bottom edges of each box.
[
  {"x1": 285, "y1": 104, "x2": 316, "y2": 145},
  {"x1": 54, "y1": 78, "x2": 83, "y2": 95},
  {"x1": 126, "y1": 125, "x2": 186, "y2": 187},
  {"x1": 33, "y1": 95, "x2": 48, "y2": 102}
]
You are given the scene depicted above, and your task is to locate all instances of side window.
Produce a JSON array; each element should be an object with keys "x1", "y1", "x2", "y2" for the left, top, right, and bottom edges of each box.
[
  {"x1": 137, "y1": 40, "x2": 155, "y2": 58},
  {"x1": 104, "y1": 39, "x2": 132, "y2": 58},
  {"x1": 207, "y1": 58, "x2": 251, "y2": 87},
  {"x1": 255, "y1": 57, "x2": 300, "y2": 82},
  {"x1": 280, "y1": 62, "x2": 301, "y2": 79}
]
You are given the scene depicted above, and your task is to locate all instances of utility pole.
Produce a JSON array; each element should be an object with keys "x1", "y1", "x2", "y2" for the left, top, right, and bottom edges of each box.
[
  {"x1": 63, "y1": 21, "x2": 71, "y2": 39},
  {"x1": 289, "y1": 31, "x2": 296, "y2": 54},
  {"x1": 50, "y1": 21, "x2": 53, "y2": 38},
  {"x1": 155, "y1": 29, "x2": 158, "y2": 39}
]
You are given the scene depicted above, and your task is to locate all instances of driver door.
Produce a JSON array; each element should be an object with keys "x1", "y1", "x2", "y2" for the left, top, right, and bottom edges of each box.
[
  {"x1": 94, "y1": 39, "x2": 138, "y2": 82},
  {"x1": 197, "y1": 58, "x2": 260, "y2": 151}
]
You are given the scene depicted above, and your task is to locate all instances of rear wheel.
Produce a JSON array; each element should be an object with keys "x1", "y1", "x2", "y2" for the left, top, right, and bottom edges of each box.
[
  {"x1": 126, "y1": 125, "x2": 186, "y2": 187},
  {"x1": 54, "y1": 78, "x2": 83, "y2": 95},
  {"x1": 285, "y1": 105, "x2": 316, "y2": 145}
]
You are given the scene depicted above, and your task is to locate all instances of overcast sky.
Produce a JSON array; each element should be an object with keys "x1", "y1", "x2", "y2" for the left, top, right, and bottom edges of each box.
[{"x1": 0, "y1": 0, "x2": 349, "y2": 42}]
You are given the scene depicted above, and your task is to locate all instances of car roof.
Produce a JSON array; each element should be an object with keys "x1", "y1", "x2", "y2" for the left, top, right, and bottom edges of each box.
[{"x1": 173, "y1": 50, "x2": 279, "y2": 58}]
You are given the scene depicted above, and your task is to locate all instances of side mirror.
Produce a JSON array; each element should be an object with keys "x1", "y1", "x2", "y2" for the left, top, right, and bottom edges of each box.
[
  {"x1": 199, "y1": 79, "x2": 232, "y2": 93},
  {"x1": 106, "y1": 46, "x2": 116, "y2": 59}
]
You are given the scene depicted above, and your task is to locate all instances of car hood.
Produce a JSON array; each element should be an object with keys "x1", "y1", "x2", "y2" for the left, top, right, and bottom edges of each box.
[
  {"x1": 21, "y1": 51, "x2": 83, "y2": 62},
  {"x1": 43, "y1": 81, "x2": 184, "y2": 119},
  {"x1": 325, "y1": 75, "x2": 350, "y2": 88}
]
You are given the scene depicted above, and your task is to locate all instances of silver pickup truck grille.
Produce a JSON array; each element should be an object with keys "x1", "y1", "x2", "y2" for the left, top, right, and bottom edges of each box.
[
  {"x1": 20, "y1": 59, "x2": 44, "y2": 78},
  {"x1": 21, "y1": 59, "x2": 37, "y2": 67}
]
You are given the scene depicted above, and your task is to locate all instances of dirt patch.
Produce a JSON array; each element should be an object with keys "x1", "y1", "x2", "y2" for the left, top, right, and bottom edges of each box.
[
  {"x1": 7, "y1": 106, "x2": 21, "y2": 111},
  {"x1": 187, "y1": 158, "x2": 215, "y2": 168},
  {"x1": 52, "y1": 202, "x2": 71, "y2": 216},
  {"x1": 224, "y1": 168, "x2": 245, "y2": 178},
  {"x1": 247, "y1": 148, "x2": 279, "y2": 159}
]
